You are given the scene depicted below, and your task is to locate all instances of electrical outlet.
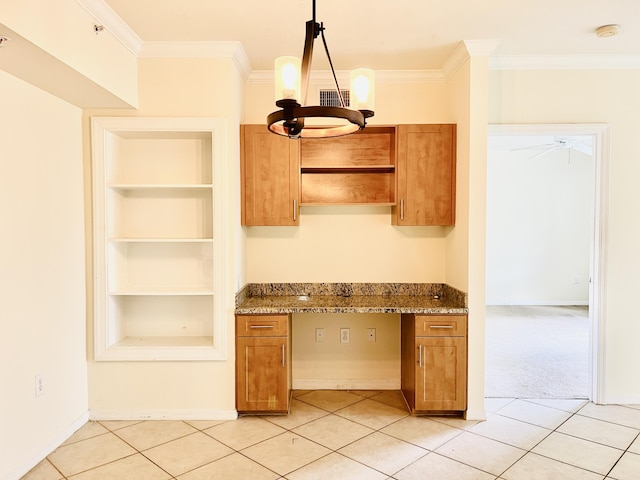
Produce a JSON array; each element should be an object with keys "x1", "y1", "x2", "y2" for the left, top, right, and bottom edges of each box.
[
  {"x1": 35, "y1": 373, "x2": 45, "y2": 397},
  {"x1": 315, "y1": 328, "x2": 325, "y2": 342},
  {"x1": 340, "y1": 328, "x2": 350, "y2": 344},
  {"x1": 367, "y1": 328, "x2": 376, "y2": 342}
]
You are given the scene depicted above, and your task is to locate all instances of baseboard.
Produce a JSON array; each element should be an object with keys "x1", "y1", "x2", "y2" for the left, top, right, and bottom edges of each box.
[
  {"x1": 464, "y1": 407, "x2": 487, "y2": 421},
  {"x1": 487, "y1": 301, "x2": 589, "y2": 306},
  {"x1": 89, "y1": 409, "x2": 238, "y2": 421},
  {"x1": 4, "y1": 411, "x2": 89, "y2": 480},
  {"x1": 596, "y1": 395, "x2": 640, "y2": 405},
  {"x1": 292, "y1": 378, "x2": 401, "y2": 390}
]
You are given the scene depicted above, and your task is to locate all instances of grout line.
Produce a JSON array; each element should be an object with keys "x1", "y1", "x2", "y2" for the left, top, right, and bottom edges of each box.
[
  {"x1": 603, "y1": 430, "x2": 640, "y2": 478},
  {"x1": 36, "y1": 392, "x2": 640, "y2": 480}
]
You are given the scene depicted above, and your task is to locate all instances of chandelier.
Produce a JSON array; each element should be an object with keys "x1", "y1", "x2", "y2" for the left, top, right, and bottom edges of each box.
[{"x1": 267, "y1": 0, "x2": 375, "y2": 139}]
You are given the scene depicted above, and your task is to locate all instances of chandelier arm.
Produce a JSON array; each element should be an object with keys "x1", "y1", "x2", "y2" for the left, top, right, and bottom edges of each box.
[
  {"x1": 320, "y1": 28, "x2": 345, "y2": 108},
  {"x1": 300, "y1": 20, "x2": 317, "y2": 106}
]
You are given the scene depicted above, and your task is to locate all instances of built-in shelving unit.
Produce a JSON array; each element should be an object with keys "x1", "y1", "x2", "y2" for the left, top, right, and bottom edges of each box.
[{"x1": 92, "y1": 117, "x2": 228, "y2": 361}]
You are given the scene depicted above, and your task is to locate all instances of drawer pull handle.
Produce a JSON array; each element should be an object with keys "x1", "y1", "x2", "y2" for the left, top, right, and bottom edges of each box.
[
  {"x1": 429, "y1": 325, "x2": 454, "y2": 329},
  {"x1": 282, "y1": 344, "x2": 285, "y2": 367},
  {"x1": 293, "y1": 199, "x2": 297, "y2": 221},
  {"x1": 400, "y1": 199, "x2": 404, "y2": 221},
  {"x1": 418, "y1": 344, "x2": 422, "y2": 368},
  {"x1": 249, "y1": 325, "x2": 274, "y2": 329}
]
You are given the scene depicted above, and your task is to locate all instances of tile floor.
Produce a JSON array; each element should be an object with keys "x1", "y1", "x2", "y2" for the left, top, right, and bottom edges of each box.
[{"x1": 21, "y1": 390, "x2": 640, "y2": 480}]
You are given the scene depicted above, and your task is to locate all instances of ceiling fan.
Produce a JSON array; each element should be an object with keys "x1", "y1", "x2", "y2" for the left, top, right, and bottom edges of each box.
[{"x1": 512, "y1": 136, "x2": 593, "y2": 159}]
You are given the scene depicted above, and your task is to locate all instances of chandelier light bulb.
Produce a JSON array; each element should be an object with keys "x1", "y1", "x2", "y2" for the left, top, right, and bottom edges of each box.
[
  {"x1": 275, "y1": 56, "x2": 301, "y2": 102},
  {"x1": 350, "y1": 68, "x2": 375, "y2": 113}
]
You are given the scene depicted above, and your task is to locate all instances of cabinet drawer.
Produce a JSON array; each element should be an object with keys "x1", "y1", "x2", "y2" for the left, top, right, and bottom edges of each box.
[
  {"x1": 415, "y1": 315, "x2": 466, "y2": 337},
  {"x1": 236, "y1": 314, "x2": 289, "y2": 336}
]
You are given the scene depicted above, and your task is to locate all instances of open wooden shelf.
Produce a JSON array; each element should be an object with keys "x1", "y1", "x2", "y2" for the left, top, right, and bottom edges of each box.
[{"x1": 300, "y1": 126, "x2": 397, "y2": 206}]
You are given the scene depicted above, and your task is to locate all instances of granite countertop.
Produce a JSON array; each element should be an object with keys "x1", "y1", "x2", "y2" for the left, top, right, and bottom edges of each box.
[{"x1": 235, "y1": 283, "x2": 468, "y2": 315}]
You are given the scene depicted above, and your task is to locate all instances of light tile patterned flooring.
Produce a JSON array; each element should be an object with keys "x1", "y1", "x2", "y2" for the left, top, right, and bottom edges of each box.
[{"x1": 22, "y1": 390, "x2": 640, "y2": 480}]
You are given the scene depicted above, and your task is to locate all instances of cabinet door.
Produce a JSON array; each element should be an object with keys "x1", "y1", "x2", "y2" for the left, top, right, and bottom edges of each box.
[
  {"x1": 415, "y1": 336, "x2": 466, "y2": 411},
  {"x1": 236, "y1": 337, "x2": 289, "y2": 412},
  {"x1": 395, "y1": 124, "x2": 456, "y2": 226},
  {"x1": 241, "y1": 125, "x2": 300, "y2": 226}
]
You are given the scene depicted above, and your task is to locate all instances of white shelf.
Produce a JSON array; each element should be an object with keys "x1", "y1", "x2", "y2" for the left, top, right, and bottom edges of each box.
[
  {"x1": 107, "y1": 188, "x2": 213, "y2": 239},
  {"x1": 92, "y1": 117, "x2": 227, "y2": 362},
  {"x1": 116, "y1": 336, "x2": 214, "y2": 347},
  {"x1": 109, "y1": 184, "x2": 213, "y2": 190},
  {"x1": 109, "y1": 238, "x2": 214, "y2": 243},
  {"x1": 109, "y1": 289, "x2": 214, "y2": 295}
]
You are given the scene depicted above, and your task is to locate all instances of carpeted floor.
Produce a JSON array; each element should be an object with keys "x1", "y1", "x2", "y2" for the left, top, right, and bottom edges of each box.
[{"x1": 485, "y1": 305, "x2": 590, "y2": 399}]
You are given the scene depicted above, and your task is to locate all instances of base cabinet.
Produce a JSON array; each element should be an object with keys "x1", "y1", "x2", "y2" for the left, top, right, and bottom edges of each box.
[
  {"x1": 236, "y1": 314, "x2": 291, "y2": 413},
  {"x1": 401, "y1": 314, "x2": 467, "y2": 413}
]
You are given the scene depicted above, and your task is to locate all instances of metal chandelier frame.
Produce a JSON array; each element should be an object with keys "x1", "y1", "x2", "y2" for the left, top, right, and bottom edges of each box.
[{"x1": 267, "y1": 0, "x2": 374, "y2": 139}]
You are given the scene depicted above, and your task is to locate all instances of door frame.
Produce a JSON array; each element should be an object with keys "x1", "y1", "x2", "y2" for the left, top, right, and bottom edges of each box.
[{"x1": 488, "y1": 123, "x2": 610, "y2": 404}]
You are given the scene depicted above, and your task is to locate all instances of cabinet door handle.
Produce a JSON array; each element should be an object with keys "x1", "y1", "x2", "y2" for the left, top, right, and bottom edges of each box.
[
  {"x1": 282, "y1": 344, "x2": 286, "y2": 367},
  {"x1": 249, "y1": 325, "x2": 274, "y2": 329},
  {"x1": 418, "y1": 344, "x2": 422, "y2": 368},
  {"x1": 293, "y1": 199, "x2": 297, "y2": 221},
  {"x1": 429, "y1": 325, "x2": 454, "y2": 329},
  {"x1": 400, "y1": 199, "x2": 404, "y2": 221}
]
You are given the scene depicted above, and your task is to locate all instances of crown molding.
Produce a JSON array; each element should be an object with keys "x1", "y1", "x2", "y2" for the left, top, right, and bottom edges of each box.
[
  {"x1": 248, "y1": 69, "x2": 446, "y2": 85},
  {"x1": 463, "y1": 39, "x2": 503, "y2": 57},
  {"x1": 66, "y1": 5, "x2": 640, "y2": 77},
  {"x1": 75, "y1": 0, "x2": 142, "y2": 55},
  {"x1": 441, "y1": 39, "x2": 502, "y2": 79},
  {"x1": 139, "y1": 41, "x2": 252, "y2": 81},
  {"x1": 490, "y1": 54, "x2": 640, "y2": 70}
]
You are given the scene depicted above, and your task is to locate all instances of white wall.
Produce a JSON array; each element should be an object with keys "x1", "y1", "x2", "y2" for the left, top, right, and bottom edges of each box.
[
  {"x1": 0, "y1": 70, "x2": 88, "y2": 480},
  {"x1": 489, "y1": 68, "x2": 640, "y2": 403},
  {"x1": 486, "y1": 147, "x2": 594, "y2": 305}
]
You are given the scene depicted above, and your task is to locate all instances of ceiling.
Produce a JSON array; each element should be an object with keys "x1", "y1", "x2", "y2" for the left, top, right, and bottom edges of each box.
[{"x1": 101, "y1": 0, "x2": 640, "y2": 71}]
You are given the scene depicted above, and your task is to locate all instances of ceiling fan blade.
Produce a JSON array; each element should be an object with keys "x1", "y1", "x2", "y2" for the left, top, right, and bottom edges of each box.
[
  {"x1": 510, "y1": 142, "x2": 556, "y2": 152},
  {"x1": 528, "y1": 146, "x2": 561, "y2": 159},
  {"x1": 573, "y1": 144, "x2": 593, "y2": 155}
]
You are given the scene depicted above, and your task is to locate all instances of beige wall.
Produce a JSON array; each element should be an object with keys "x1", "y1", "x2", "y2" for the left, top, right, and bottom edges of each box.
[
  {"x1": 84, "y1": 57, "x2": 243, "y2": 416},
  {"x1": 242, "y1": 74, "x2": 472, "y2": 389},
  {"x1": 0, "y1": 70, "x2": 88, "y2": 479},
  {"x1": 489, "y1": 68, "x2": 640, "y2": 403},
  {"x1": 292, "y1": 313, "x2": 402, "y2": 389},
  {"x1": 243, "y1": 79, "x2": 455, "y2": 287},
  {"x1": 0, "y1": 0, "x2": 138, "y2": 107},
  {"x1": 446, "y1": 54, "x2": 491, "y2": 419}
]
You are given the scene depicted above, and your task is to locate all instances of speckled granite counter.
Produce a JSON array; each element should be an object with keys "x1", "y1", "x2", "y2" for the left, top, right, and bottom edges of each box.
[{"x1": 235, "y1": 283, "x2": 468, "y2": 315}]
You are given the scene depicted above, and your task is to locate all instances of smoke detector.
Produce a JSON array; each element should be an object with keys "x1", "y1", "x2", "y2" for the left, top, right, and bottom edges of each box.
[{"x1": 595, "y1": 24, "x2": 620, "y2": 38}]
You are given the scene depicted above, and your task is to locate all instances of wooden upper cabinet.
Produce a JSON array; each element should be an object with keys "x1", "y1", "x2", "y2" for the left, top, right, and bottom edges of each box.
[
  {"x1": 394, "y1": 124, "x2": 456, "y2": 226},
  {"x1": 241, "y1": 125, "x2": 300, "y2": 226},
  {"x1": 240, "y1": 124, "x2": 456, "y2": 226}
]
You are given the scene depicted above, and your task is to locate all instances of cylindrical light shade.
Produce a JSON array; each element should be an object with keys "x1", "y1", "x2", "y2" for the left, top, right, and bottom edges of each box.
[
  {"x1": 274, "y1": 56, "x2": 301, "y2": 102},
  {"x1": 350, "y1": 68, "x2": 375, "y2": 112}
]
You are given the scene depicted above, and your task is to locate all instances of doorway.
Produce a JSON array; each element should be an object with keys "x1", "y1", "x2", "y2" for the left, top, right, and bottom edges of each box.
[{"x1": 486, "y1": 124, "x2": 609, "y2": 402}]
